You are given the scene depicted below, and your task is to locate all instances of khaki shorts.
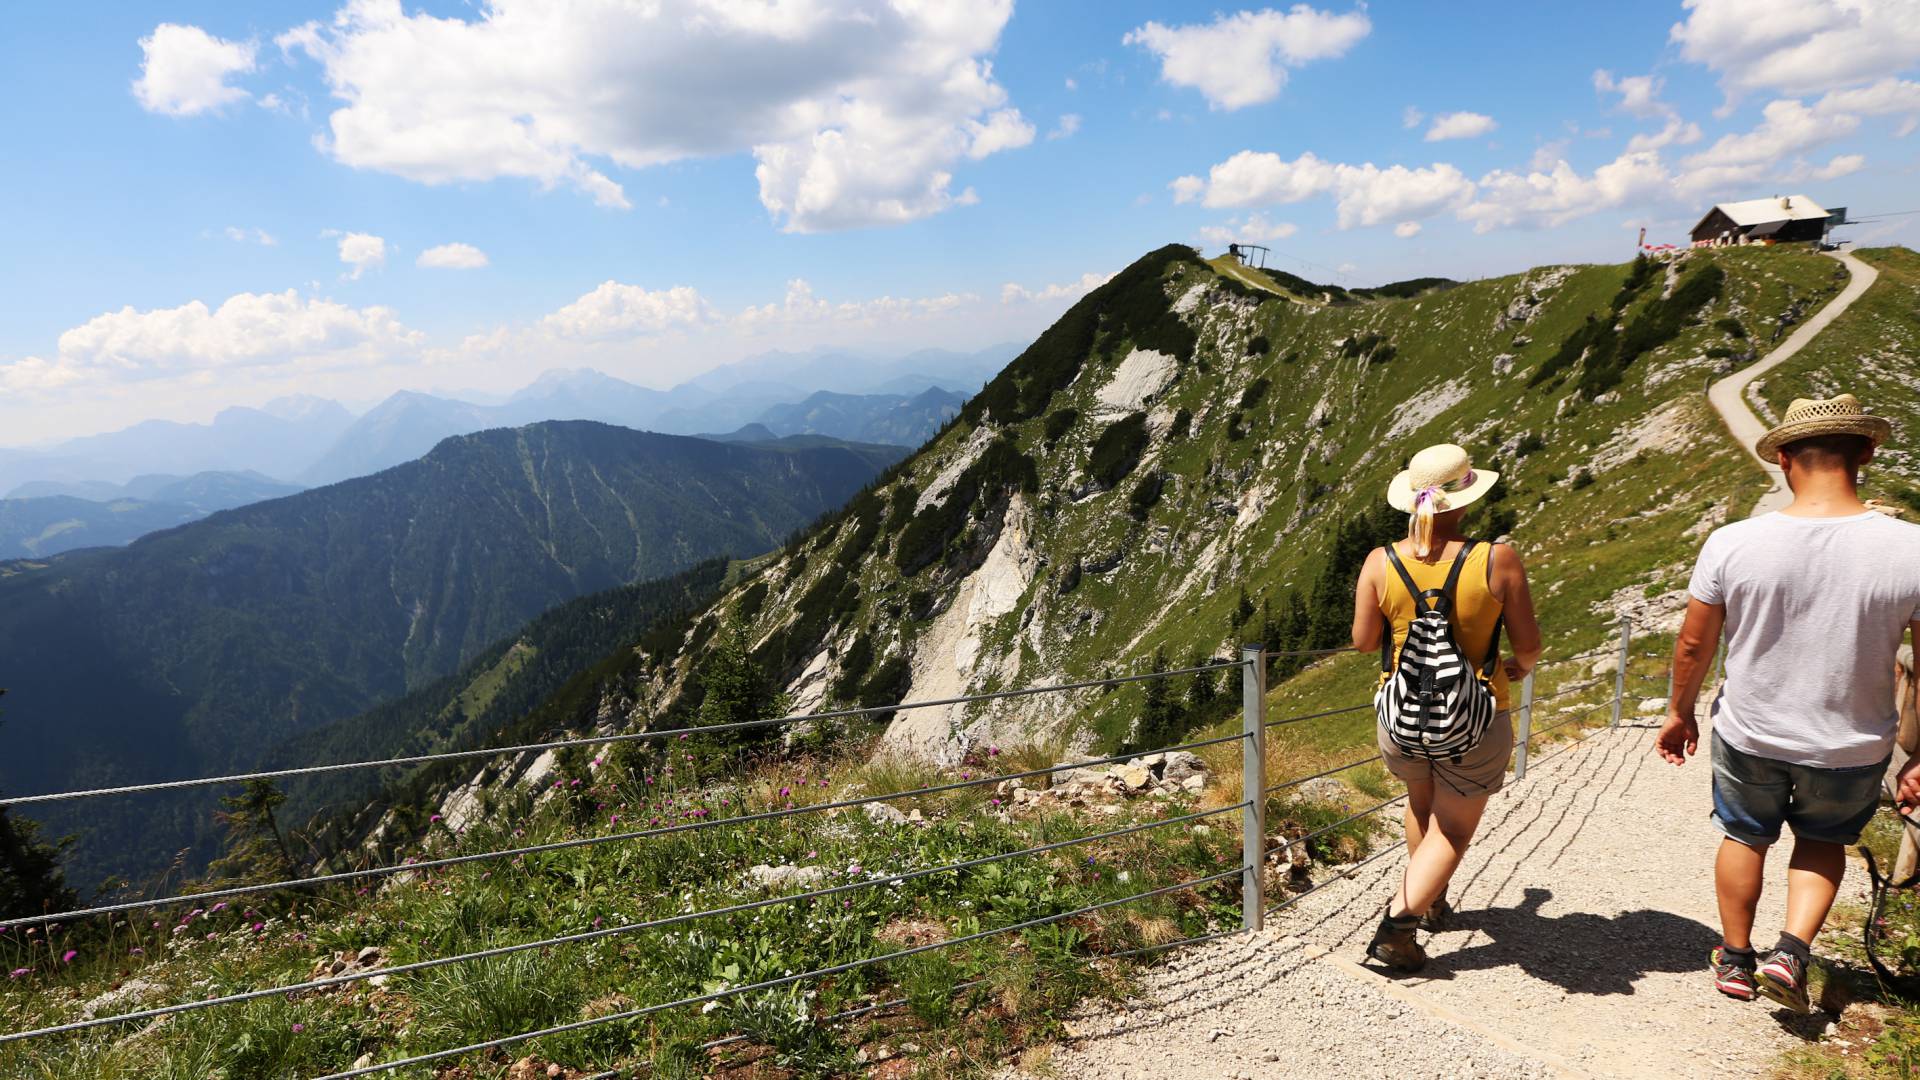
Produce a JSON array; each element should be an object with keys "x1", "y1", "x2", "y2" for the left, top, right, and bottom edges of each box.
[{"x1": 1375, "y1": 711, "x2": 1513, "y2": 796}]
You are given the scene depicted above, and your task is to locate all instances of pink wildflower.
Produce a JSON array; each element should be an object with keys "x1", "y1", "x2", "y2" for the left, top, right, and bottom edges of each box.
[
  {"x1": 129, "y1": 947, "x2": 144, "y2": 957},
  {"x1": 430, "y1": 814, "x2": 443, "y2": 823},
  {"x1": 8, "y1": 968, "x2": 28, "y2": 979},
  {"x1": 292, "y1": 1023, "x2": 305, "y2": 1033},
  {"x1": 61, "y1": 950, "x2": 76, "y2": 964}
]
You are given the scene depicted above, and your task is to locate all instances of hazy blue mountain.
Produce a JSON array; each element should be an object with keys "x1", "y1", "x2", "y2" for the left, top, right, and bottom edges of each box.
[
  {"x1": 0, "y1": 496, "x2": 203, "y2": 558},
  {"x1": 51, "y1": 397, "x2": 354, "y2": 482},
  {"x1": 688, "y1": 343, "x2": 1018, "y2": 397},
  {"x1": 9, "y1": 470, "x2": 302, "y2": 510},
  {"x1": 748, "y1": 387, "x2": 967, "y2": 447},
  {"x1": 297, "y1": 391, "x2": 496, "y2": 485},
  {"x1": 2, "y1": 421, "x2": 897, "y2": 886}
]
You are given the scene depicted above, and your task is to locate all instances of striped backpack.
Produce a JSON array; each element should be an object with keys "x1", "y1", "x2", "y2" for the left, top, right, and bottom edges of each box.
[{"x1": 1373, "y1": 542, "x2": 1503, "y2": 762}]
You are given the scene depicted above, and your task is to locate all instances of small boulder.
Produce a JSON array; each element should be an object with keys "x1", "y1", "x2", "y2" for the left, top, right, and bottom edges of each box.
[
  {"x1": 1640, "y1": 696, "x2": 1669, "y2": 714},
  {"x1": 1491, "y1": 353, "x2": 1516, "y2": 377},
  {"x1": 1160, "y1": 751, "x2": 1207, "y2": 784},
  {"x1": 1115, "y1": 764, "x2": 1153, "y2": 792},
  {"x1": 745, "y1": 864, "x2": 828, "y2": 890},
  {"x1": 863, "y1": 802, "x2": 910, "y2": 826}
]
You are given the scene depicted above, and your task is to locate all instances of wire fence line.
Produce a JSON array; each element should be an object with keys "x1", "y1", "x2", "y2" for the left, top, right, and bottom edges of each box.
[
  {"x1": 2, "y1": 730, "x2": 1250, "y2": 931},
  {"x1": 307, "y1": 868, "x2": 1248, "y2": 1080},
  {"x1": 4, "y1": 627, "x2": 1647, "y2": 1076},
  {"x1": 0, "y1": 660, "x2": 1257, "y2": 809},
  {"x1": 0, "y1": 802, "x2": 1246, "y2": 1045}
]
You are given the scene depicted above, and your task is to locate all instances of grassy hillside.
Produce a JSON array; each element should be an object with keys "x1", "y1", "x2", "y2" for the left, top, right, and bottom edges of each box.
[
  {"x1": 4, "y1": 243, "x2": 1886, "y2": 1080},
  {"x1": 1746, "y1": 246, "x2": 1920, "y2": 512}
]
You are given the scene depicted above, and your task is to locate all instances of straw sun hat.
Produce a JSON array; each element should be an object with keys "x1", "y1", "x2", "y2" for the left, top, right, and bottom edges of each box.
[
  {"x1": 1387, "y1": 443, "x2": 1500, "y2": 513},
  {"x1": 1754, "y1": 393, "x2": 1893, "y2": 459}
]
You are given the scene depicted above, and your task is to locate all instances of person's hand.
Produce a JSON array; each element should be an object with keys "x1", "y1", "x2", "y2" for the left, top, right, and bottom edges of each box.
[
  {"x1": 1895, "y1": 756, "x2": 1920, "y2": 816},
  {"x1": 1655, "y1": 712, "x2": 1698, "y2": 766},
  {"x1": 1503, "y1": 658, "x2": 1528, "y2": 681}
]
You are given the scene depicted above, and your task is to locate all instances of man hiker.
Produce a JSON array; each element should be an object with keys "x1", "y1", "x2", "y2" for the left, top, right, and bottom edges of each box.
[{"x1": 1657, "y1": 394, "x2": 1920, "y2": 1012}]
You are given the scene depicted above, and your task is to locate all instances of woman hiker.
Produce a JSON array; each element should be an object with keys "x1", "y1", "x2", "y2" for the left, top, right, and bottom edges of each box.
[{"x1": 1350, "y1": 443, "x2": 1543, "y2": 972}]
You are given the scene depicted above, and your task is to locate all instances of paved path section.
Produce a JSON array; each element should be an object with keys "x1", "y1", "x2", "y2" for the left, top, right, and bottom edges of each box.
[{"x1": 1708, "y1": 249, "x2": 1878, "y2": 514}]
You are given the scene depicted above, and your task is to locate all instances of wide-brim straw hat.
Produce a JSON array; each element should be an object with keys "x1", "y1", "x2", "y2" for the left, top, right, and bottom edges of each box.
[
  {"x1": 1387, "y1": 443, "x2": 1499, "y2": 513},
  {"x1": 1755, "y1": 393, "x2": 1893, "y2": 458}
]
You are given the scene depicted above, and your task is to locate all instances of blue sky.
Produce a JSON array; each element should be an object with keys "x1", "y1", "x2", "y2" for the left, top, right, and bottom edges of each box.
[{"x1": 3, "y1": 0, "x2": 1918, "y2": 443}]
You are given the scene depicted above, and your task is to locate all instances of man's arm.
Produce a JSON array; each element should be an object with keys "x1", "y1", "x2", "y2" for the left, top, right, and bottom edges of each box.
[
  {"x1": 1657, "y1": 597, "x2": 1726, "y2": 765},
  {"x1": 1894, "y1": 622, "x2": 1920, "y2": 809},
  {"x1": 1352, "y1": 548, "x2": 1387, "y2": 653}
]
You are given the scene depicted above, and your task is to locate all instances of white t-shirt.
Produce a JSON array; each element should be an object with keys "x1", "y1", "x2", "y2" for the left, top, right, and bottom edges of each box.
[{"x1": 1689, "y1": 510, "x2": 1920, "y2": 768}]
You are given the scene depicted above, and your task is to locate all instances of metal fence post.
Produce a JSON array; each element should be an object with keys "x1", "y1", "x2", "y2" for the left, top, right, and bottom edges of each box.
[
  {"x1": 1610, "y1": 618, "x2": 1632, "y2": 730},
  {"x1": 1513, "y1": 670, "x2": 1535, "y2": 781},
  {"x1": 1241, "y1": 644, "x2": 1268, "y2": 933}
]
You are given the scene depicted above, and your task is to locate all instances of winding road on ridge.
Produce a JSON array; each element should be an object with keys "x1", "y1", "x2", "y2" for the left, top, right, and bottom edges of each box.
[
  {"x1": 1006, "y1": 250, "x2": 1884, "y2": 1080},
  {"x1": 1710, "y1": 249, "x2": 1878, "y2": 515}
]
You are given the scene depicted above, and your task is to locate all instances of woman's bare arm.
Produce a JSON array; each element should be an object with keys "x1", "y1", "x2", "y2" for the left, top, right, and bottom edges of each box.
[
  {"x1": 1492, "y1": 543, "x2": 1542, "y2": 678},
  {"x1": 1352, "y1": 547, "x2": 1387, "y2": 653}
]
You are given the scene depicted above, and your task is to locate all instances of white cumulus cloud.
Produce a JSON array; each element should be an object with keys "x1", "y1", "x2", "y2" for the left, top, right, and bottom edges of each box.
[
  {"x1": 1461, "y1": 150, "x2": 1671, "y2": 232},
  {"x1": 223, "y1": 226, "x2": 278, "y2": 246},
  {"x1": 133, "y1": 23, "x2": 257, "y2": 116},
  {"x1": 1675, "y1": 97, "x2": 1859, "y2": 194},
  {"x1": 416, "y1": 242, "x2": 490, "y2": 270},
  {"x1": 336, "y1": 232, "x2": 387, "y2": 280},
  {"x1": 1593, "y1": 70, "x2": 1671, "y2": 118},
  {"x1": 1000, "y1": 271, "x2": 1114, "y2": 305},
  {"x1": 1424, "y1": 111, "x2": 1497, "y2": 142},
  {"x1": 736, "y1": 279, "x2": 975, "y2": 331},
  {"x1": 542, "y1": 283, "x2": 713, "y2": 340},
  {"x1": 1394, "y1": 221, "x2": 1422, "y2": 238},
  {"x1": 1178, "y1": 150, "x2": 1473, "y2": 229},
  {"x1": 1670, "y1": 0, "x2": 1920, "y2": 98},
  {"x1": 2, "y1": 290, "x2": 423, "y2": 391},
  {"x1": 1196, "y1": 212, "x2": 1299, "y2": 247},
  {"x1": 1123, "y1": 5, "x2": 1371, "y2": 110},
  {"x1": 274, "y1": 0, "x2": 1031, "y2": 231},
  {"x1": 1048, "y1": 114, "x2": 1083, "y2": 141}
]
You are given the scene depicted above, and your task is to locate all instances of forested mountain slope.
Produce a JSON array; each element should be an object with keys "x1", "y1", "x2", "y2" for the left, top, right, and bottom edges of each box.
[{"x1": 0, "y1": 422, "x2": 898, "y2": 887}]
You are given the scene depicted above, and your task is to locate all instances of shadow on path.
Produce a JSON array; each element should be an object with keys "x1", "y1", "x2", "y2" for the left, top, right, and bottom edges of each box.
[{"x1": 1421, "y1": 886, "x2": 1717, "y2": 995}]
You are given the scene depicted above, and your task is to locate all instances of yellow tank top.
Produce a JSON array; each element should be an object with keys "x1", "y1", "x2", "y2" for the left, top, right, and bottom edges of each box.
[{"x1": 1380, "y1": 541, "x2": 1510, "y2": 711}]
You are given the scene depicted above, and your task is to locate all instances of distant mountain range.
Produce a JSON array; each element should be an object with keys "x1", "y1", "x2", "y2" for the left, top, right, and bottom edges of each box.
[
  {"x1": 1, "y1": 421, "x2": 904, "y2": 887},
  {"x1": 0, "y1": 345, "x2": 1010, "y2": 497},
  {"x1": 0, "y1": 471, "x2": 304, "y2": 558}
]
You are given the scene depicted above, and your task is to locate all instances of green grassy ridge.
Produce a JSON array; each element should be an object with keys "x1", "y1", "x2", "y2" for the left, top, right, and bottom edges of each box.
[
  {"x1": 606, "y1": 244, "x2": 1844, "y2": 763},
  {"x1": 1750, "y1": 246, "x2": 1920, "y2": 513}
]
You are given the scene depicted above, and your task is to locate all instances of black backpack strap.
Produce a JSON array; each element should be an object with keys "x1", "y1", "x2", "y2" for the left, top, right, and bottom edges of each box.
[
  {"x1": 1484, "y1": 614, "x2": 1505, "y2": 681},
  {"x1": 1438, "y1": 541, "x2": 1475, "y2": 609},
  {"x1": 1382, "y1": 545, "x2": 1429, "y2": 616}
]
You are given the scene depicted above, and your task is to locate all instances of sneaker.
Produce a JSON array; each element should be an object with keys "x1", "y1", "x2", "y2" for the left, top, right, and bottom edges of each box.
[
  {"x1": 1365, "y1": 915, "x2": 1427, "y2": 974},
  {"x1": 1420, "y1": 896, "x2": 1454, "y2": 932},
  {"x1": 1755, "y1": 949, "x2": 1811, "y2": 1014},
  {"x1": 1709, "y1": 946, "x2": 1756, "y2": 1001}
]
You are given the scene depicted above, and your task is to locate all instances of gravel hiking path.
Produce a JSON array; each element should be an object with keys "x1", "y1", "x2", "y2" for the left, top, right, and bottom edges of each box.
[
  {"x1": 1708, "y1": 248, "x2": 1878, "y2": 515},
  {"x1": 1011, "y1": 714, "x2": 1867, "y2": 1080}
]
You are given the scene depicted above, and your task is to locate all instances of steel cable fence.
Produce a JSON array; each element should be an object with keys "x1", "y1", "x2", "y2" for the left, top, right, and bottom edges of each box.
[{"x1": 4, "y1": 629, "x2": 1644, "y2": 1076}]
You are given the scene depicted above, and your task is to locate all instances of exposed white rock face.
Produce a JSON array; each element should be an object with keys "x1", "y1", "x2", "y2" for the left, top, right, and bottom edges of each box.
[
  {"x1": 1592, "y1": 398, "x2": 1698, "y2": 473},
  {"x1": 784, "y1": 646, "x2": 834, "y2": 715},
  {"x1": 1383, "y1": 377, "x2": 1470, "y2": 443},
  {"x1": 917, "y1": 426, "x2": 995, "y2": 513},
  {"x1": 438, "y1": 779, "x2": 488, "y2": 833},
  {"x1": 883, "y1": 496, "x2": 1036, "y2": 763},
  {"x1": 1172, "y1": 281, "x2": 1210, "y2": 315},
  {"x1": 1095, "y1": 348, "x2": 1178, "y2": 417}
]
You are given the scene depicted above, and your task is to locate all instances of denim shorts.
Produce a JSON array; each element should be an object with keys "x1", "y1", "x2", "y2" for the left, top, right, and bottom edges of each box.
[{"x1": 1710, "y1": 731, "x2": 1889, "y2": 847}]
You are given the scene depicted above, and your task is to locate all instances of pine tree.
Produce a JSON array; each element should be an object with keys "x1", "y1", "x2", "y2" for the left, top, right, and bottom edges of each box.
[
  {"x1": 694, "y1": 620, "x2": 782, "y2": 740},
  {"x1": 1274, "y1": 591, "x2": 1313, "y2": 678},
  {"x1": 1130, "y1": 647, "x2": 1187, "y2": 753},
  {"x1": 208, "y1": 778, "x2": 297, "y2": 884},
  {"x1": 1185, "y1": 651, "x2": 1219, "y2": 712},
  {"x1": 1232, "y1": 586, "x2": 1256, "y2": 632}
]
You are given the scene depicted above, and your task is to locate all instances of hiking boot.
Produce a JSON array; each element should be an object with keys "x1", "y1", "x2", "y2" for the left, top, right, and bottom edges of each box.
[
  {"x1": 1420, "y1": 896, "x2": 1454, "y2": 932},
  {"x1": 1365, "y1": 914, "x2": 1427, "y2": 974},
  {"x1": 1756, "y1": 948, "x2": 1812, "y2": 1014},
  {"x1": 1709, "y1": 945, "x2": 1756, "y2": 1001}
]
